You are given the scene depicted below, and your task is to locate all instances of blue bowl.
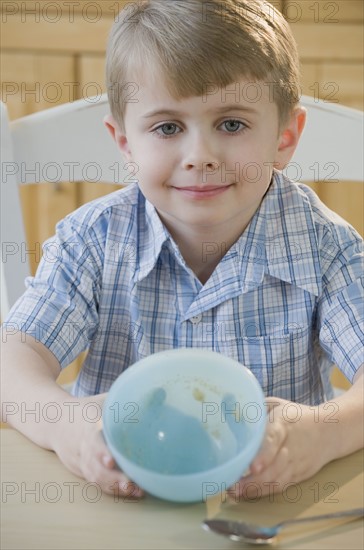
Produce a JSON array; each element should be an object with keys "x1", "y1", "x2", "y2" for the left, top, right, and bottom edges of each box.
[{"x1": 103, "y1": 349, "x2": 266, "y2": 503}]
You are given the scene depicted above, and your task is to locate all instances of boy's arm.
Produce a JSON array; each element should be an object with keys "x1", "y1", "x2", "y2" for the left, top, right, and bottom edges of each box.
[
  {"x1": 321, "y1": 366, "x2": 364, "y2": 460},
  {"x1": 231, "y1": 365, "x2": 364, "y2": 498},
  {"x1": 0, "y1": 331, "x2": 143, "y2": 498}
]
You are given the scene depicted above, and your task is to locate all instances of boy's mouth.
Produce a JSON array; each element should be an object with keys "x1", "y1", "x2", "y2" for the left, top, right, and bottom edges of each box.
[{"x1": 172, "y1": 184, "x2": 234, "y2": 199}]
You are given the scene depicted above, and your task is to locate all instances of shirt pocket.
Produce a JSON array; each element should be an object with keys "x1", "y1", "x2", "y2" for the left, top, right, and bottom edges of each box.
[{"x1": 219, "y1": 325, "x2": 323, "y2": 403}]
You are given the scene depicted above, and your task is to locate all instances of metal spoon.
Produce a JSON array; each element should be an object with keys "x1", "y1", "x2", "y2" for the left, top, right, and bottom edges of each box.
[{"x1": 202, "y1": 507, "x2": 364, "y2": 545}]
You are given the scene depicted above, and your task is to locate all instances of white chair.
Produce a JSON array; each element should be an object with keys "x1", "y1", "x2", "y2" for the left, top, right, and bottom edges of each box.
[{"x1": 1, "y1": 94, "x2": 363, "y2": 318}]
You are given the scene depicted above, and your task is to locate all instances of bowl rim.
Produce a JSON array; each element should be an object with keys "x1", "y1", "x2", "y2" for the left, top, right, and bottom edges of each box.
[{"x1": 105, "y1": 348, "x2": 265, "y2": 386}]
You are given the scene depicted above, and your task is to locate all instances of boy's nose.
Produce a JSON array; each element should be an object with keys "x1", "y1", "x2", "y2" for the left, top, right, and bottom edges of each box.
[{"x1": 182, "y1": 132, "x2": 220, "y2": 172}]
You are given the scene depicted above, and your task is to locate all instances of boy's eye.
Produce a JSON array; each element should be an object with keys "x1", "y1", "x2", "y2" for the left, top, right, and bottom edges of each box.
[
  {"x1": 221, "y1": 119, "x2": 246, "y2": 133},
  {"x1": 153, "y1": 123, "x2": 181, "y2": 137}
]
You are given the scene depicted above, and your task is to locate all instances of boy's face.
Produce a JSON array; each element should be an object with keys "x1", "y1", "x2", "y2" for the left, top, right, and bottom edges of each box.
[{"x1": 107, "y1": 76, "x2": 305, "y2": 237}]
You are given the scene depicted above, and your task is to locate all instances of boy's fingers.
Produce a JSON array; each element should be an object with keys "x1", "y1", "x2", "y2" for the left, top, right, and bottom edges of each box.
[
  {"x1": 102, "y1": 454, "x2": 115, "y2": 468},
  {"x1": 117, "y1": 478, "x2": 144, "y2": 499},
  {"x1": 249, "y1": 421, "x2": 286, "y2": 474},
  {"x1": 95, "y1": 430, "x2": 117, "y2": 468},
  {"x1": 80, "y1": 432, "x2": 144, "y2": 498},
  {"x1": 244, "y1": 399, "x2": 286, "y2": 476},
  {"x1": 230, "y1": 461, "x2": 292, "y2": 499},
  {"x1": 229, "y1": 446, "x2": 292, "y2": 499},
  {"x1": 103, "y1": 472, "x2": 145, "y2": 498},
  {"x1": 86, "y1": 458, "x2": 144, "y2": 498}
]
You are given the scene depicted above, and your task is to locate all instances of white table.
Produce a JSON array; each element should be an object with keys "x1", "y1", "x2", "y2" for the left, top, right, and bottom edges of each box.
[{"x1": 1, "y1": 429, "x2": 363, "y2": 549}]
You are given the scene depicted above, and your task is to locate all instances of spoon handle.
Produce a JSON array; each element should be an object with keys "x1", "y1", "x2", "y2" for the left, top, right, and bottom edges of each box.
[{"x1": 278, "y1": 507, "x2": 364, "y2": 529}]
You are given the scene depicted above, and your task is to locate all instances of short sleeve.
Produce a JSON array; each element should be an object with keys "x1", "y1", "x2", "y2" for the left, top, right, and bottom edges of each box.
[
  {"x1": 2, "y1": 213, "x2": 105, "y2": 368},
  {"x1": 318, "y1": 224, "x2": 364, "y2": 382}
]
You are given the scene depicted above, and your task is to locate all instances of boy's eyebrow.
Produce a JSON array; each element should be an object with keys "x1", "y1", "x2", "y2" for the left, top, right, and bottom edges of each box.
[
  {"x1": 142, "y1": 105, "x2": 259, "y2": 119},
  {"x1": 209, "y1": 105, "x2": 259, "y2": 115}
]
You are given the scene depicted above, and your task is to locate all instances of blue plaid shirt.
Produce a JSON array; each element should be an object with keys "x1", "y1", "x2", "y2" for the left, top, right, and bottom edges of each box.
[{"x1": 4, "y1": 171, "x2": 363, "y2": 403}]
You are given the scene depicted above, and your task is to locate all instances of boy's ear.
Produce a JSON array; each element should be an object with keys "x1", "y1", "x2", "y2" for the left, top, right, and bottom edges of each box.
[
  {"x1": 103, "y1": 114, "x2": 132, "y2": 161},
  {"x1": 274, "y1": 106, "x2": 306, "y2": 170}
]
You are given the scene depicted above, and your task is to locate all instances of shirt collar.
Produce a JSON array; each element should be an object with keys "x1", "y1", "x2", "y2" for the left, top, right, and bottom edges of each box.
[
  {"x1": 260, "y1": 170, "x2": 322, "y2": 296},
  {"x1": 133, "y1": 172, "x2": 322, "y2": 297},
  {"x1": 133, "y1": 192, "x2": 170, "y2": 283},
  {"x1": 197, "y1": 170, "x2": 322, "y2": 299}
]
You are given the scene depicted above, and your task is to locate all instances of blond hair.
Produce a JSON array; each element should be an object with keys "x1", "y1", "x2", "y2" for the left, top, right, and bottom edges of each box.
[{"x1": 106, "y1": 0, "x2": 301, "y2": 130}]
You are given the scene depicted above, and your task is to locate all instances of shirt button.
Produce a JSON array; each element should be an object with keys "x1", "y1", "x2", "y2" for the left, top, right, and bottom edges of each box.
[{"x1": 190, "y1": 314, "x2": 202, "y2": 325}]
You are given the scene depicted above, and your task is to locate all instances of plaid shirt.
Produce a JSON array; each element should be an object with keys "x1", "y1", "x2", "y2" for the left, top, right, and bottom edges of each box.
[{"x1": 4, "y1": 171, "x2": 363, "y2": 403}]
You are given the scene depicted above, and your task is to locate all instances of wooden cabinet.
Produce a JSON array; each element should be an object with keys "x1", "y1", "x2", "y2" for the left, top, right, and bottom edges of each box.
[
  {"x1": 1, "y1": 5, "x2": 122, "y2": 273},
  {"x1": 288, "y1": 0, "x2": 364, "y2": 239}
]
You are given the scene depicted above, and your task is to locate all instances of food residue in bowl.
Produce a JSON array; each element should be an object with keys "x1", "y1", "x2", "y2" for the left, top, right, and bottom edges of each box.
[{"x1": 192, "y1": 387, "x2": 205, "y2": 402}]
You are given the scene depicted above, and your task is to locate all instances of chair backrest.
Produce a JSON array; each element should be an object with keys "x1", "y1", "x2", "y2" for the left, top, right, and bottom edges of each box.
[{"x1": 1, "y1": 94, "x2": 363, "y2": 318}]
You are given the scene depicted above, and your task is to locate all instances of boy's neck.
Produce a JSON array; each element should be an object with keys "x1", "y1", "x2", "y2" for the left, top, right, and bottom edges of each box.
[{"x1": 159, "y1": 214, "x2": 251, "y2": 285}]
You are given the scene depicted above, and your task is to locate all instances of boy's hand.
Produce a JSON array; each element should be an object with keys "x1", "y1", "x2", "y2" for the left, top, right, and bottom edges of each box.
[
  {"x1": 229, "y1": 368, "x2": 363, "y2": 500},
  {"x1": 52, "y1": 394, "x2": 144, "y2": 499},
  {"x1": 228, "y1": 397, "x2": 330, "y2": 499},
  {"x1": 1, "y1": 333, "x2": 144, "y2": 498}
]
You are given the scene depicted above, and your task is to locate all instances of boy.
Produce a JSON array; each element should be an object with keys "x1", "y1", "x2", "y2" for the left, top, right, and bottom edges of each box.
[{"x1": 1, "y1": 0, "x2": 363, "y2": 500}]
